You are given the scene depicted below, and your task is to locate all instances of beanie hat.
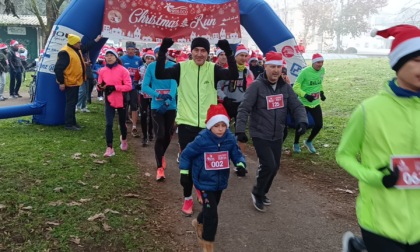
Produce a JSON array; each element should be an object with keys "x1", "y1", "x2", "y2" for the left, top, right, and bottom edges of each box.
[
  {"x1": 235, "y1": 44, "x2": 248, "y2": 57},
  {"x1": 10, "y1": 40, "x2": 18, "y2": 46},
  {"x1": 126, "y1": 41, "x2": 136, "y2": 49},
  {"x1": 105, "y1": 49, "x2": 119, "y2": 58},
  {"x1": 67, "y1": 34, "x2": 81, "y2": 46},
  {"x1": 264, "y1": 51, "x2": 283, "y2": 65},
  {"x1": 371, "y1": 24, "x2": 420, "y2": 72},
  {"x1": 144, "y1": 49, "x2": 155, "y2": 59},
  {"x1": 216, "y1": 48, "x2": 224, "y2": 57},
  {"x1": 205, "y1": 104, "x2": 230, "y2": 129},
  {"x1": 0, "y1": 43, "x2": 7, "y2": 50},
  {"x1": 153, "y1": 44, "x2": 161, "y2": 55},
  {"x1": 248, "y1": 51, "x2": 258, "y2": 64},
  {"x1": 191, "y1": 37, "x2": 210, "y2": 54},
  {"x1": 312, "y1": 53, "x2": 324, "y2": 64}
]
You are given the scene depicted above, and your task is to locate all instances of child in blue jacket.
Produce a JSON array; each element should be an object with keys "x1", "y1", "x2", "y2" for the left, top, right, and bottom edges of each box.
[{"x1": 179, "y1": 103, "x2": 246, "y2": 251}]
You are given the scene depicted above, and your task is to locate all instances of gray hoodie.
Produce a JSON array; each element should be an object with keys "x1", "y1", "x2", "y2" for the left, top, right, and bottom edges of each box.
[{"x1": 236, "y1": 72, "x2": 308, "y2": 141}]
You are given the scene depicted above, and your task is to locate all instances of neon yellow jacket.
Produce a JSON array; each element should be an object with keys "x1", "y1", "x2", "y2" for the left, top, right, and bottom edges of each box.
[
  {"x1": 336, "y1": 82, "x2": 420, "y2": 244},
  {"x1": 293, "y1": 66, "x2": 325, "y2": 108},
  {"x1": 177, "y1": 60, "x2": 216, "y2": 128}
]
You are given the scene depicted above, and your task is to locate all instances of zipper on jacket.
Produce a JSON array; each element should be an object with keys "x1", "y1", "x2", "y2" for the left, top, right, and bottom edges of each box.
[{"x1": 197, "y1": 66, "x2": 201, "y2": 127}]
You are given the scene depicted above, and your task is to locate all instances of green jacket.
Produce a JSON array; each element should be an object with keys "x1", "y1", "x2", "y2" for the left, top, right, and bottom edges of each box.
[
  {"x1": 336, "y1": 82, "x2": 420, "y2": 244},
  {"x1": 293, "y1": 66, "x2": 325, "y2": 108},
  {"x1": 177, "y1": 60, "x2": 216, "y2": 128}
]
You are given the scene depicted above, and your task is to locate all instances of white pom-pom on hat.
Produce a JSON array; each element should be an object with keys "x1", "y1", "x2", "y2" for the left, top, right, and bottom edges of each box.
[{"x1": 370, "y1": 28, "x2": 378, "y2": 37}]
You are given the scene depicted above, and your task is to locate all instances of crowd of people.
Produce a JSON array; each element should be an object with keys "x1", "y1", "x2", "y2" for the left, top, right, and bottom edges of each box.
[{"x1": 47, "y1": 23, "x2": 420, "y2": 251}]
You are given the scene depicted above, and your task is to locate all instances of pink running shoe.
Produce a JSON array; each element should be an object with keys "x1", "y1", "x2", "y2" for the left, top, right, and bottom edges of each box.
[
  {"x1": 120, "y1": 136, "x2": 128, "y2": 151},
  {"x1": 182, "y1": 198, "x2": 193, "y2": 216},
  {"x1": 103, "y1": 147, "x2": 115, "y2": 157},
  {"x1": 195, "y1": 189, "x2": 203, "y2": 205},
  {"x1": 156, "y1": 167, "x2": 165, "y2": 181}
]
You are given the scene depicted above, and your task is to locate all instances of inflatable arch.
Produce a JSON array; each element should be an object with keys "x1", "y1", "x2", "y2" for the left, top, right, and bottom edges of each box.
[{"x1": 0, "y1": 0, "x2": 306, "y2": 125}]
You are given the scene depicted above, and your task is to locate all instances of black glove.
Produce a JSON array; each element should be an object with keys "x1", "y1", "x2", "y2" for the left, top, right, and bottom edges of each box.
[
  {"x1": 320, "y1": 91, "x2": 326, "y2": 101},
  {"x1": 382, "y1": 167, "x2": 400, "y2": 188},
  {"x1": 304, "y1": 94, "x2": 315, "y2": 102},
  {"x1": 160, "y1": 37, "x2": 174, "y2": 54},
  {"x1": 135, "y1": 83, "x2": 141, "y2": 90},
  {"x1": 236, "y1": 132, "x2": 248, "y2": 143},
  {"x1": 105, "y1": 85, "x2": 116, "y2": 95},
  {"x1": 180, "y1": 173, "x2": 190, "y2": 187},
  {"x1": 216, "y1": 39, "x2": 233, "y2": 56},
  {"x1": 235, "y1": 167, "x2": 248, "y2": 177},
  {"x1": 296, "y1": 122, "x2": 307, "y2": 136}
]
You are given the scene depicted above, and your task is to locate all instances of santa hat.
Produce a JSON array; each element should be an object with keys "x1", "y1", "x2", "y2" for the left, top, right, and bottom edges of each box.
[
  {"x1": 312, "y1": 53, "x2": 324, "y2": 64},
  {"x1": 39, "y1": 49, "x2": 45, "y2": 56},
  {"x1": 0, "y1": 43, "x2": 7, "y2": 50},
  {"x1": 205, "y1": 104, "x2": 230, "y2": 129},
  {"x1": 105, "y1": 49, "x2": 119, "y2": 58},
  {"x1": 257, "y1": 55, "x2": 263, "y2": 61},
  {"x1": 116, "y1": 47, "x2": 124, "y2": 53},
  {"x1": 10, "y1": 40, "x2": 19, "y2": 46},
  {"x1": 248, "y1": 51, "x2": 258, "y2": 64},
  {"x1": 176, "y1": 52, "x2": 189, "y2": 63},
  {"x1": 264, "y1": 51, "x2": 283, "y2": 65},
  {"x1": 167, "y1": 49, "x2": 178, "y2": 62},
  {"x1": 97, "y1": 55, "x2": 105, "y2": 61},
  {"x1": 144, "y1": 49, "x2": 155, "y2": 59},
  {"x1": 371, "y1": 24, "x2": 420, "y2": 71},
  {"x1": 235, "y1": 44, "x2": 248, "y2": 57},
  {"x1": 216, "y1": 48, "x2": 224, "y2": 57}
]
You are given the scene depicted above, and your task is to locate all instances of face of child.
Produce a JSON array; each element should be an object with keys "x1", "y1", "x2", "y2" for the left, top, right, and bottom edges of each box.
[
  {"x1": 211, "y1": 122, "x2": 227, "y2": 137},
  {"x1": 397, "y1": 56, "x2": 420, "y2": 92}
]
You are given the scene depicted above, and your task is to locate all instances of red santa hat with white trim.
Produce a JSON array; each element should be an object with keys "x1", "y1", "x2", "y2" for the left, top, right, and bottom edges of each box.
[
  {"x1": 10, "y1": 40, "x2": 18, "y2": 46},
  {"x1": 371, "y1": 24, "x2": 420, "y2": 72},
  {"x1": 205, "y1": 103, "x2": 230, "y2": 129},
  {"x1": 248, "y1": 51, "x2": 258, "y2": 64},
  {"x1": 0, "y1": 43, "x2": 7, "y2": 50},
  {"x1": 264, "y1": 51, "x2": 283, "y2": 65},
  {"x1": 235, "y1": 44, "x2": 248, "y2": 57},
  {"x1": 312, "y1": 53, "x2": 324, "y2": 63},
  {"x1": 216, "y1": 48, "x2": 224, "y2": 57},
  {"x1": 144, "y1": 49, "x2": 155, "y2": 59}
]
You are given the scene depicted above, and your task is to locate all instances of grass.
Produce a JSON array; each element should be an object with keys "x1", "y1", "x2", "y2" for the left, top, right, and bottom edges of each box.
[{"x1": 0, "y1": 58, "x2": 395, "y2": 250}]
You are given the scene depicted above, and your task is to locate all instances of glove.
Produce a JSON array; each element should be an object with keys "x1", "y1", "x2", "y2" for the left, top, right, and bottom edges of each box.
[
  {"x1": 134, "y1": 83, "x2": 141, "y2": 90},
  {"x1": 97, "y1": 82, "x2": 106, "y2": 90},
  {"x1": 382, "y1": 167, "x2": 400, "y2": 188},
  {"x1": 320, "y1": 91, "x2": 326, "y2": 101},
  {"x1": 105, "y1": 85, "x2": 116, "y2": 96},
  {"x1": 160, "y1": 37, "x2": 174, "y2": 53},
  {"x1": 156, "y1": 103, "x2": 168, "y2": 115},
  {"x1": 296, "y1": 122, "x2": 307, "y2": 136},
  {"x1": 235, "y1": 167, "x2": 247, "y2": 177},
  {"x1": 236, "y1": 132, "x2": 248, "y2": 143},
  {"x1": 180, "y1": 173, "x2": 190, "y2": 188},
  {"x1": 304, "y1": 94, "x2": 315, "y2": 102},
  {"x1": 216, "y1": 39, "x2": 233, "y2": 56},
  {"x1": 157, "y1": 94, "x2": 172, "y2": 101}
]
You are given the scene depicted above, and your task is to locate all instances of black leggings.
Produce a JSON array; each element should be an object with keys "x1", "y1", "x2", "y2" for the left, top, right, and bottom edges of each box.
[
  {"x1": 105, "y1": 101, "x2": 127, "y2": 148},
  {"x1": 152, "y1": 110, "x2": 176, "y2": 168},
  {"x1": 294, "y1": 105, "x2": 323, "y2": 144},
  {"x1": 140, "y1": 95, "x2": 153, "y2": 139},
  {"x1": 361, "y1": 228, "x2": 420, "y2": 252},
  {"x1": 197, "y1": 190, "x2": 222, "y2": 242},
  {"x1": 178, "y1": 124, "x2": 204, "y2": 197}
]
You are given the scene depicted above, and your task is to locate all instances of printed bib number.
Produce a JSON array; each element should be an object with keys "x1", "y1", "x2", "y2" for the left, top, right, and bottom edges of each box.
[
  {"x1": 204, "y1": 151, "x2": 230, "y2": 170},
  {"x1": 128, "y1": 68, "x2": 137, "y2": 76},
  {"x1": 266, "y1": 94, "x2": 284, "y2": 110},
  {"x1": 312, "y1": 92, "x2": 320, "y2": 99},
  {"x1": 391, "y1": 156, "x2": 420, "y2": 189},
  {"x1": 155, "y1": 89, "x2": 170, "y2": 100}
]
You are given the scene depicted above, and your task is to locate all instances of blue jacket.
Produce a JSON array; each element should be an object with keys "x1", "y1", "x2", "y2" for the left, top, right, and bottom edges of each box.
[
  {"x1": 179, "y1": 129, "x2": 246, "y2": 191},
  {"x1": 142, "y1": 61, "x2": 177, "y2": 110}
]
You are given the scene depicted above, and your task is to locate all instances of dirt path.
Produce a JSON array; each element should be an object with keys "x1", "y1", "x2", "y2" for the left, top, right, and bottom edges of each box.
[{"x1": 134, "y1": 134, "x2": 360, "y2": 252}]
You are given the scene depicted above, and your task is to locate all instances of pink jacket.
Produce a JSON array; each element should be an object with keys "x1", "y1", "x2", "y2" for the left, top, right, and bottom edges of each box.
[{"x1": 98, "y1": 64, "x2": 132, "y2": 108}]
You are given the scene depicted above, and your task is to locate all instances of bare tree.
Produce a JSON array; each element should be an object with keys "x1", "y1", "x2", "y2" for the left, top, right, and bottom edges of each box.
[{"x1": 1, "y1": 0, "x2": 18, "y2": 17}]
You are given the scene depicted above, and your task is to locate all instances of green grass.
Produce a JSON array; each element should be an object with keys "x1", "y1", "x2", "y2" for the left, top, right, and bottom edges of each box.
[
  {"x1": 283, "y1": 57, "x2": 395, "y2": 164},
  {"x1": 0, "y1": 58, "x2": 395, "y2": 250},
  {"x1": 0, "y1": 102, "x2": 162, "y2": 251}
]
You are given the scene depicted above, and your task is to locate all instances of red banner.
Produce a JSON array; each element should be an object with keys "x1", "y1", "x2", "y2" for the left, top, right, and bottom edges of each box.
[{"x1": 101, "y1": 0, "x2": 241, "y2": 45}]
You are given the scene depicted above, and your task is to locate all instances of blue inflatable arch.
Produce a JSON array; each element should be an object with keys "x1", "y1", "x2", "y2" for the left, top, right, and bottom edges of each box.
[{"x1": 0, "y1": 0, "x2": 306, "y2": 125}]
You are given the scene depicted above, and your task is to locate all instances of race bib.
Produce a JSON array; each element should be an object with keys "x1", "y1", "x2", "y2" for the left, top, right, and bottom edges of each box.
[
  {"x1": 312, "y1": 92, "x2": 320, "y2": 100},
  {"x1": 155, "y1": 89, "x2": 170, "y2": 101},
  {"x1": 142, "y1": 93, "x2": 152, "y2": 99},
  {"x1": 391, "y1": 156, "x2": 420, "y2": 189},
  {"x1": 127, "y1": 67, "x2": 137, "y2": 76},
  {"x1": 204, "y1": 151, "x2": 230, "y2": 170},
  {"x1": 266, "y1": 94, "x2": 284, "y2": 110}
]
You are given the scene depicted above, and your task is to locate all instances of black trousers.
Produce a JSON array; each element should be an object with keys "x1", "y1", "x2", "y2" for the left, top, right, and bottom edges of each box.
[
  {"x1": 9, "y1": 69, "x2": 22, "y2": 96},
  {"x1": 361, "y1": 228, "x2": 420, "y2": 252},
  {"x1": 140, "y1": 95, "x2": 153, "y2": 139},
  {"x1": 294, "y1": 105, "x2": 323, "y2": 143},
  {"x1": 64, "y1": 86, "x2": 79, "y2": 127},
  {"x1": 178, "y1": 124, "x2": 204, "y2": 197},
  {"x1": 252, "y1": 137, "x2": 283, "y2": 198},
  {"x1": 105, "y1": 100, "x2": 127, "y2": 148},
  {"x1": 197, "y1": 190, "x2": 223, "y2": 242},
  {"x1": 152, "y1": 109, "x2": 176, "y2": 168}
]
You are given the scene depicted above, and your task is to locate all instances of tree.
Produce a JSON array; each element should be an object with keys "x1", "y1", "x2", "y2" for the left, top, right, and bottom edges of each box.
[
  {"x1": 1, "y1": 0, "x2": 18, "y2": 17},
  {"x1": 299, "y1": 0, "x2": 334, "y2": 46},
  {"x1": 29, "y1": 0, "x2": 67, "y2": 42}
]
